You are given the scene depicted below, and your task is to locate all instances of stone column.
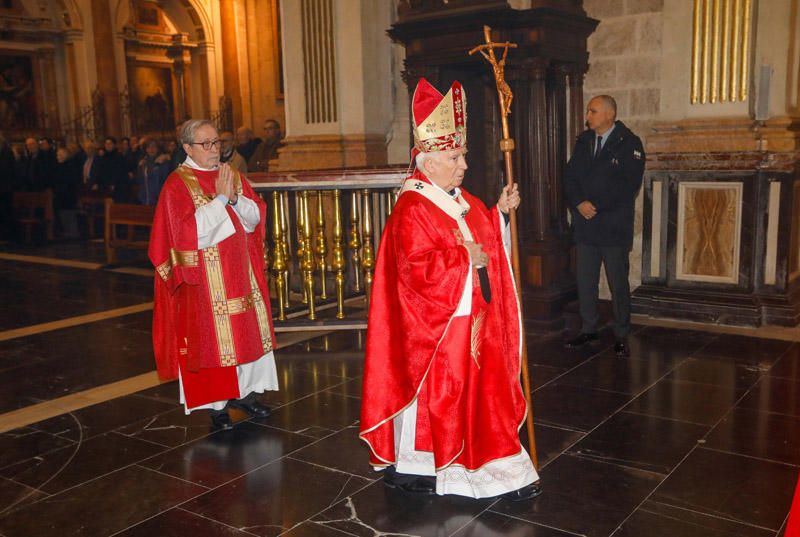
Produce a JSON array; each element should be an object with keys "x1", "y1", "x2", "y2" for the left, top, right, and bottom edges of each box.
[
  {"x1": 219, "y1": 0, "x2": 243, "y2": 127},
  {"x1": 272, "y1": 0, "x2": 392, "y2": 171},
  {"x1": 90, "y1": 0, "x2": 121, "y2": 136}
]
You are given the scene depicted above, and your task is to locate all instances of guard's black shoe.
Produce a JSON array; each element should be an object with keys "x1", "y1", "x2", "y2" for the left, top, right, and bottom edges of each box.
[
  {"x1": 383, "y1": 467, "x2": 436, "y2": 495},
  {"x1": 565, "y1": 332, "x2": 599, "y2": 348},
  {"x1": 228, "y1": 398, "x2": 271, "y2": 418},
  {"x1": 210, "y1": 411, "x2": 233, "y2": 430},
  {"x1": 501, "y1": 482, "x2": 543, "y2": 501},
  {"x1": 614, "y1": 340, "x2": 630, "y2": 357}
]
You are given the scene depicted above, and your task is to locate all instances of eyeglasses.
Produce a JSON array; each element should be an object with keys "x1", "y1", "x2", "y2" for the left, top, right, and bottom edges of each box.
[{"x1": 189, "y1": 139, "x2": 221, "y2": 151}]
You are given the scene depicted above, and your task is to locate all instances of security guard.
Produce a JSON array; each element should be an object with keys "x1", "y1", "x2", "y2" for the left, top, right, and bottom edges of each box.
[{"x1": 563, "y1": 95, "x2": 645, "y2": 356}]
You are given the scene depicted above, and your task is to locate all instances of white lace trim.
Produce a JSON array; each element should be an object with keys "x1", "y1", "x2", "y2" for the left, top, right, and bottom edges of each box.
[{"x1": 390, "y1": 401, "x2": 538, "y2": 498}]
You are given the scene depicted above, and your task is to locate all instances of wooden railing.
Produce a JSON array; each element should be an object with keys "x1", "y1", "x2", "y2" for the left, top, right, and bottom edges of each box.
[{"x1": 249, "y1": 167, "x2": 406, "y2": 329}]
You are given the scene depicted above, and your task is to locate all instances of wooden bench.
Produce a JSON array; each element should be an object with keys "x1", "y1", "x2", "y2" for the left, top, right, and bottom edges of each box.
[
  {"x1": 104, "y1": 198, "x2": 155, "y2": 264},
  {"x1": 14, "y1": 190, "x2": 54, "y2": 243}
]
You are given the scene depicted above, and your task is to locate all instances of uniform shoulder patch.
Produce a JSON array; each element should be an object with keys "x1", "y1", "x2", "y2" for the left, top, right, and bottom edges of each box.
[{"x1": 633, "y1": 149, "x2": 642, "y2": 160}]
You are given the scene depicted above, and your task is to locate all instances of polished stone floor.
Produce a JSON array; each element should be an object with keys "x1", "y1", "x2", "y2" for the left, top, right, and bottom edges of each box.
[{"x1": 0, "y1": 242, "x2": 798, "y2": 536}]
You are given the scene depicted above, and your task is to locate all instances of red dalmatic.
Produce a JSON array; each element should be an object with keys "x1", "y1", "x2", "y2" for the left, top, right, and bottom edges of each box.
[
  {"x1": 149, "y1": 165, "x2": 274, "y2": 408},
  {"x1": 359, "y1": 170, "x2": 526, "y2": 471}
]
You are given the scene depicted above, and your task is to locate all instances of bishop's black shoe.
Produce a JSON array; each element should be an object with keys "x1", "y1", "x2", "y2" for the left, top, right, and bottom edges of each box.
[
  {"x1": 565, "y1": 332, "x2": 599, "y2": 348},
  {"x1": 210, "y1": 410, "x2": 233, "y2": 430},
  {"x1": 228, "y1": 397, "x2": 271, "y2": 418},
  {"x1": 383, "y1": 466, "x2": 436, "y2": 495},
  {"x1": 500, "y1": 482, "x2": 543, "y2": 501}
]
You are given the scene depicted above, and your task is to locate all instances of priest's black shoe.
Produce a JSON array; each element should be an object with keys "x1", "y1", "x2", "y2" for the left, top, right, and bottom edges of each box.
[
  {"x1": 210, "y1": 411, "x2": 233, "y2": 430},
  {"x1": 383, "y1": 466, "x2": 436, "y2": 495},
  {"x1": 614, "y1": 340, "x2": 630, "y2": 357},
  {"x1": 228, "y1": 397, "x2": 271, "y2": 418},
  {"x1": 501, "y1": 482, "x2": 543, "y2": 501},
  {"x1": 565, "y1": 332, "x2": 599, "y2": 348}
]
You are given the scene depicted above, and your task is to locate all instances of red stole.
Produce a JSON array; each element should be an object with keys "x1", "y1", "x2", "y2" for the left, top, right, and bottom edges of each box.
[
  {"x1": 359, "y1": 170, "x2": 525, "y2": 471},
  {"x1": 149, "y1": 165, "x2": 275, "y2": 408}
]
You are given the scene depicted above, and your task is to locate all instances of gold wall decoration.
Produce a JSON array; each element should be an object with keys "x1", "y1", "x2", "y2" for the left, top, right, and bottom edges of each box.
[
  {"x1": 301, "y1": 0, "x2": 338, "y2": 123},
  {"x1": 676, "y1": 182, "x2": 743, "y2": 283},
  {"x1": 691, "y1": 0, "x2": 752, "y2": 104}
]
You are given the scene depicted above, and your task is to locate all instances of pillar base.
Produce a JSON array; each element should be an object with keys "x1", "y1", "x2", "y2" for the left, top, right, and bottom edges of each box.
[{"x1": 271, "y1": 134, "x2": 388, "y2": 171}]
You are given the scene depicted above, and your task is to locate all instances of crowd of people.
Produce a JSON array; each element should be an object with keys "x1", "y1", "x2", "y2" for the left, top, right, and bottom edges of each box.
[{"x1": 0, "y1": 119, "x2": 283, "y2": 241}]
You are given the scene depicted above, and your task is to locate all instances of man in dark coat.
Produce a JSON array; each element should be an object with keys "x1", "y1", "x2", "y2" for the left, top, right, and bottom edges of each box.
[
  {"x1": 563, "y1": 95, "x2": 645, "y2": 357},
  {"x1": 96, "y1": 137, "x2": 131, "y2": 202}
]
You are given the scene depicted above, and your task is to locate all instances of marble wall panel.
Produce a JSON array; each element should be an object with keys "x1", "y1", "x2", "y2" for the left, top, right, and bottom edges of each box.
[{"x1": 676, "y1": 181, "x2": 743, "y2": 283}]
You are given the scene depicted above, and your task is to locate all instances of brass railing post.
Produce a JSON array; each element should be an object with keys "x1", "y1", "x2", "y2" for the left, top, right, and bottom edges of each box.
[
  {"x1": 349, "y1": 191, "x2": 362, "y2": 292},
  {"x1": 271, "y1": 192, "x2": 287, "y2": 320},
  {"x1": 361, "y1": 189, "x2": 375, "y2": 305},
  {"x1": 296, "y1": 192, "x2": 308, "y2": 304},
  {"x1": 315, "y1": 191, "x2": 328, "y2": 299},
  {"x1": 332, "y1": 189, "x2": 346, "y2": 319},
  {"x1": 279, "y1": 192, "x2": 290, "y2": 307},
  {"x1": 300, "y1": 190, "x2": 317, "y2": 319}
]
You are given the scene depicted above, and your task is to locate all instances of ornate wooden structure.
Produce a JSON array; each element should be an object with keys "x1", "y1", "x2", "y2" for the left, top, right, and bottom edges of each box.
[{"x1": 390, "y1": 0, "x2": 598, "y2": 328}]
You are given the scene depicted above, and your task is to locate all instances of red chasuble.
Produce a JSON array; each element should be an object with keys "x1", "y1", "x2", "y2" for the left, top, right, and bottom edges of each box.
[
  {"x1": 149, "y1": 165, "x2": 275, "y2": 408},
  {"x1": 359, "y1": 170, "x2": 526, "y2": 471}
]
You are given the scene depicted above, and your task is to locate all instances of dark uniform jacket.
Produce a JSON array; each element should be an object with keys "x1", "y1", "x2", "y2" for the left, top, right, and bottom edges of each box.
[{"x1": 563, "y1": 120, "x2": 645, "y2": 249}]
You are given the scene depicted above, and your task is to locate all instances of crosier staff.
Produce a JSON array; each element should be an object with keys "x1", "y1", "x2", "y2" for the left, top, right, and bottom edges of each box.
[{"x1": 469, "y1": 24, "x2": 538, "y2": 469}]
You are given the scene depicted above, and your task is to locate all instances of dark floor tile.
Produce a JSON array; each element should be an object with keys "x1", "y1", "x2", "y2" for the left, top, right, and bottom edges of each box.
[
  {"x1": 182, "y1": 458, "x2": 371, "y2": 537},
  {"x1": 0, "y1": 465, "x2": 206, "y2": 537},
  {"x1": 280, "y1": 521, "x2": 359, "y2": 536},
  {"x1": 694, "y1": 335, "x2": 793, "y2": 367},
  {"x1": 652, "y1": 447, "x2": 797, "y2": 531},
  {"x1": 491, "y1": 453, "x2": 663, "y2": 537},
  {"x1": 0, "y1": 477, "x2": 47, "y2": 515},
  {"x1": 0, "y1": 427, "x2": 73, "y2": 469},
  {"x1": 528, "y1": 424, "x2": 584, "y2": 469},
  {"x1": 140, "y1": 421, "x2": 313, "y2": 488},
  {"x1": 289, "y1": 425, "x2": 374, "y2": 479},
  {"x1": 277, "y1": 351, "x2": 364, "y2": 380},
  {"x1": 666, "y1": 356, "x2": 764, "y2": 395},
  {"x1": 32, "y1": 395, "x2": 174, "y2": 441},
  {"x1": 116, "y1": 406, "x2": 246, "y2": 448},
  {"x1": 568, "y1": 411, "x2": 708, "y2": 474},
  {"x1": 632, "y1": 325, "x2": 716, "y2": 345},
  {"x1": 625, "y1": 379, "x2": 739, "y2": 425},
  {"x1": 528, "y1": 333, "x2": 612, "y2": 369},
  {"x1": 737, "y1": 376, "x2": 800, "y2": 418},
  {"x1": 132, "y1": 381, "x2": 179, "y2": 405},
  {"x1": 0, "y1": 431, "x2": 165, "y2": 495},
  {"x1": 532, "y1": 382, "x2": 633, "y2": 432},
  {"x1": 705, "y1": 407, "x2": 800, "y2": 465},
  {"x1": 452, "y1": 511, "x2": 576, "y2": 537},
  {"x1": 619, "y1": 331, "x2": 704, "y2": 365},
  {"x1": 262, "y1": 390, "x2": 361, "y2": 437},
  {"x1": 528, "y1": 364, "x2": 567, "y2": 390},
  {"x1": 310, "y1": 480, "x2": 493, "y2": 537},
  {"x1": 613, "y1": 501, "x2": 776, "y2": 537},
  {"x1": 554, "y1": 354, "x2": 676, "y2": 395},
  {"x1": 323, "y1": 377, "x2": 363, "y2": 399},
  {"x1": 262, "y1": 363, "x2": 349, "y2": 407},
  {"x1": 114, "y1": 507, "x2": 255, "y2": 536},
  {"x1": 770, "y1": 344, "x2": 800, "y2": 380}
]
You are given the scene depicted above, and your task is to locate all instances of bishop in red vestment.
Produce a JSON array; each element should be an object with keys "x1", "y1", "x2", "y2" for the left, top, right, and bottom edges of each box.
[
  {"x1": 149, "y1": 119, "x2": 277, "y2": 429},
  {"x1": 359, "y1": 79, "x2": 541, "y2": 500}
]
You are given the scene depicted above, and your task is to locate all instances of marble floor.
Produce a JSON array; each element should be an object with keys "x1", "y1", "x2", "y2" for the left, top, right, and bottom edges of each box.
[{"x1": 0, "y1": 241, "x2": 798, "y2": 536}]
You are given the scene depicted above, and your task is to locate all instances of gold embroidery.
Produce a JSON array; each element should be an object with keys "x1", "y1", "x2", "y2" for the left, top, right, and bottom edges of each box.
[
  {"x1": 470, "y1": 310, "x2": 486, "y2": 369},
  {"x1": 249, "y1": 260, "x2": 274, "y2": 354},
  {"x1": 156, "y1": 248, "x2": 199, "y2": 282},
  {"x1": 176, "y1": 165, "x2": 238, "y2": 366}
]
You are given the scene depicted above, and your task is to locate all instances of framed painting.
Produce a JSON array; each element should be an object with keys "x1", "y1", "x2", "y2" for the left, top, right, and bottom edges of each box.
[
  {"x1": 0, "y1": 53, "x2": 37, "y2": 130},
  {"x1": 128, "y1": 63, "x2": 175, "y2": 135}
]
